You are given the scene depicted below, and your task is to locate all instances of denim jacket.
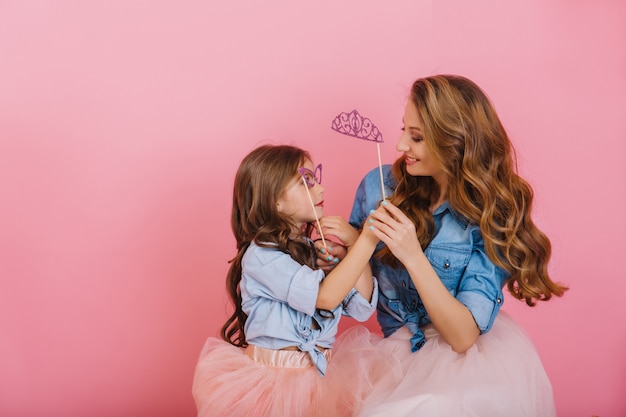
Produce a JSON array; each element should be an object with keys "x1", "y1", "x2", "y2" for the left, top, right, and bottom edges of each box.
[
  {"x1": 349, "y1": 165, "x2": 508, "y2": 351},
  {"x1": 241, "y1": 240, "x2": 378, "y2": 375}
]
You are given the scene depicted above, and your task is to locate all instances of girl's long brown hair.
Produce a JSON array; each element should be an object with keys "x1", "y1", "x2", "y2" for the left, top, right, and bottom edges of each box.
[
  {"x1": 380, "y1": 75, "x2": 567, "y2": 305},
  {"x1": 221, "y1": 145, "x2": 317, "y2": 347}
]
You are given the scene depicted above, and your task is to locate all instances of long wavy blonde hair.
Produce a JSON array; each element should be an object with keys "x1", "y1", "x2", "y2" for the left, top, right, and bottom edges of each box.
[{"x1": 380, "y1": 75, "x2": 567, "y2": 306}]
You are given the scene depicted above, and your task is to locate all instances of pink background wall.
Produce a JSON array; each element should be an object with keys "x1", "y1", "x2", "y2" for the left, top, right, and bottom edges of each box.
[{"x1": 1, "y1": 0, "x2": 624, "y2": 416}]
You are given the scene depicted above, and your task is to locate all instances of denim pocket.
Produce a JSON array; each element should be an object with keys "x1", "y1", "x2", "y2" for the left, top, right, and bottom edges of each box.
[{"x1": 426, "y1": 245, "x2": 470, "y2": 292}]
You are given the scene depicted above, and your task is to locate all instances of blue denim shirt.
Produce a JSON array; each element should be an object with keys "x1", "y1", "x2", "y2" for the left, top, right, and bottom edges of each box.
[
  {"x1": 241, "y1": 241, "x2": 378, "y2": 375},
  {"x1": 349, "y1": 165, "x2": 507, "y2": 351}
]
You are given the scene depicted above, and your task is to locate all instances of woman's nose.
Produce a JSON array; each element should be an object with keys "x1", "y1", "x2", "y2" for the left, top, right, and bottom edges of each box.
[{"x1": 396, "y1": 133, "x2": 410, "y2": 152}]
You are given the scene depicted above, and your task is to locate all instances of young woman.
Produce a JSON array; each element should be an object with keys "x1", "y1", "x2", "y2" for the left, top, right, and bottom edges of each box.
[{"x1": 341, "y1": 75, "x2": 568, "y2": 417}]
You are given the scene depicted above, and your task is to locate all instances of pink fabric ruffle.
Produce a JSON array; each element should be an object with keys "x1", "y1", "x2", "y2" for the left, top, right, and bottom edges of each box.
[
  {"x1": 192, "y1": 325, "x2": 401, "y2": 417},
  {"x1": 355, "y1": 311, "x2": 557, "y2": 417}
]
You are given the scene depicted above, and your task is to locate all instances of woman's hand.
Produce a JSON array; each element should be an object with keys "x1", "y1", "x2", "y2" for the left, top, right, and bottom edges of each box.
[
  {"x1": 367, "y1": 201, "x2": 424, "y2": 264},
  {"x1": 370, "y1": 201, "x2": 480, "y2": 352}
]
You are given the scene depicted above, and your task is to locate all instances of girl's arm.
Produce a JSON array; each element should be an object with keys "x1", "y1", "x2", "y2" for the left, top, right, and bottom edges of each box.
[
  {"x1": 314, "y1": 216, "x2": 378, "y2": 310},
  {"x1": 369, "y1": 202, "x2": 480, "y2": 353}
]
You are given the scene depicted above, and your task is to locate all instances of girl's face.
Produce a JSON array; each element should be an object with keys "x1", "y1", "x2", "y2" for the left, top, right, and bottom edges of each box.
[
  {"x1": 276, "y1": 159, "x2": 324, "y2": 230},
  {"x1": 396, "y1": 100, "x2": 446, "y2": 187}
]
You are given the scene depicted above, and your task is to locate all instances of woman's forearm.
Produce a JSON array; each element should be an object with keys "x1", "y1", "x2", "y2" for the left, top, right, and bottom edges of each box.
[{"x1": 405, "y1": 252, "x2": 480, "y2": 353}]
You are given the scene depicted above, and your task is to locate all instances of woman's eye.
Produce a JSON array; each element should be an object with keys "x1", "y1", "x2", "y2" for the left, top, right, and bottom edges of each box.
[{"x1": 402, "y1": 128, "x2": 423, "y2": 142}]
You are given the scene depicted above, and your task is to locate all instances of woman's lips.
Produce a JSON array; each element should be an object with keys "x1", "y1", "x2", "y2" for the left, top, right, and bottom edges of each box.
[{"x1": 405, "y1": 156, "x2": 418, "y2": 165}]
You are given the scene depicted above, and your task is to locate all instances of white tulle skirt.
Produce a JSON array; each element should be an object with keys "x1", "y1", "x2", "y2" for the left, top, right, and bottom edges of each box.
[
  {"x1": 355, "y1": 311, "x2": 557, "y2": 417},
  {"x1": 192, "y1": 325, "x2": 401, "y2": 417}
]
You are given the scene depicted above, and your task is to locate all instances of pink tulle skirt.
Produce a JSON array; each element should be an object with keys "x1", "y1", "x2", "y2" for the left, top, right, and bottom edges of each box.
[
  {"x1": 192, "y1": 325, "x2": 401, "y2": 417},
  {"x1": 355, "y1": 311, "x2": 557, "y2": 417}
]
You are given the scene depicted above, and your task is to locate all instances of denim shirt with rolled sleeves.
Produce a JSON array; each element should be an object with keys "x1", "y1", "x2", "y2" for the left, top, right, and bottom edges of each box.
[
  {"x1": 349, "y1": 165, "x2": 508, "y2": 352},
  {"x1": 241, "y1": 240, "x2": 378, "y2": 376}
]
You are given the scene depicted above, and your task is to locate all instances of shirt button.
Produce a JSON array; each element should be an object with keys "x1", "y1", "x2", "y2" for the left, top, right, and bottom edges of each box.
[
  {"x1": 443, "y1": 261, "x2": 450, "y2": 269},
  {"x1": 497, "y1": 298, "x2": 502, "y2": 304}
]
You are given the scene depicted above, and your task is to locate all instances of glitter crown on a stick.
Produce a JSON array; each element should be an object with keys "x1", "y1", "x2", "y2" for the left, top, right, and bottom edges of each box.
[
  {"x1": 331, "y1": 109, "x2": 386, "y2": 201},
  {"x1": 331, "y1": 110, "x2": 384, "y2": 143}
]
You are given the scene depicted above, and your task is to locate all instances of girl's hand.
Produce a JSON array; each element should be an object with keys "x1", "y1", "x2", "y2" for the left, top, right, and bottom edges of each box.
[
  {"x1": 313, "y1": 216, "x2": 357, "y2": 273},
  {"x1": 368, "y1": 201, "x2": 423, "y2": 264},
  {"x1": 319, "y1": 216, "x2": 359, "y2": 247},
  {"x1": 314, "y1": 239, "x2": 345, "y2": 273}
]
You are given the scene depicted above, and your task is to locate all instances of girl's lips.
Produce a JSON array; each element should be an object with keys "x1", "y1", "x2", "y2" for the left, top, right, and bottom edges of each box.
[{"x1": 315, "y1": 201, "x2": 324, "y2": 208}]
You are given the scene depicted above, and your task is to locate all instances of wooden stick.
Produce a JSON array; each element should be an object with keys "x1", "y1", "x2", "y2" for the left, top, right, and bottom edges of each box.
[
  {"x1": 376, "y1": 142, "x2": 386, "y2": 201},
  {"x1": 302, "y1": 177, "x2": 327, "y2": 250}
]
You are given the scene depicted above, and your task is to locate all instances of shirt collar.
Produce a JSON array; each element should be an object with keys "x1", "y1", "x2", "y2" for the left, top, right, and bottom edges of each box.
[{"x1": 432, "y1": 201, "x2": 470, "y2": 229}]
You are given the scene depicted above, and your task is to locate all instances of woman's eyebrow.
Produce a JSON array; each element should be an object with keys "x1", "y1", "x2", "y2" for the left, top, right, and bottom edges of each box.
[{"x1": 402, "y1": 118, "x2": 422, "y2": 132}]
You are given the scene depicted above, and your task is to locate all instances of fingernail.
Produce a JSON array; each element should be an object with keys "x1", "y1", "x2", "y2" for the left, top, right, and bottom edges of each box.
[
  {"x1": 369, "y1": 225, "x2": 374, "y2": 231},
  {"x1": 328, "y1": 245, "x2": 333, "y2": 251},
  {"x1": 368, "y1": 219, "x2": 373, "y2": 224},
  {"x1": 320, "y1": 248, "x2": 326, "y2": 254},
  {"x1": 382, "y1": 200, "x2": 388, "y2": 206},
  {"x1": 369, "y1": 209, "x2": 375, "y2": 215},
  {"x1": 333, "y1": 257, "x2": 339, "y2": 263},
  {"x1": 326, "y1": 255, "x2": 333, "y2": 261}
]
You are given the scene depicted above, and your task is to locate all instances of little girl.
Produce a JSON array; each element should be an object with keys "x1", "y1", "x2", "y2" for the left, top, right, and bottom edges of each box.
[{"x1": 192, "y1": 144, "x2": 396, "y2": 417}]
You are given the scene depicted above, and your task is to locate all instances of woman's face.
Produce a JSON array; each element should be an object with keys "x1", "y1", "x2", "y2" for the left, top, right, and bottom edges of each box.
[{"x1": 396, "y1": 100, "x2": 446, "y2": 187}]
